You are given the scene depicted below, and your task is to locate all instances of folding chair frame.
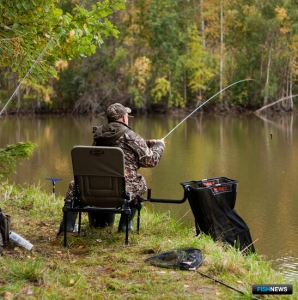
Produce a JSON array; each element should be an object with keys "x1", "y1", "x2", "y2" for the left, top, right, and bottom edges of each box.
[{"x1": 62, "y1": 146, "x2": 135, "y2": 247}]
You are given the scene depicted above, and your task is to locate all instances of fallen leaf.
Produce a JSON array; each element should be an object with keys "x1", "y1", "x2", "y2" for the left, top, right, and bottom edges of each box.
[{"x1": 4, "y1": 292, "x2": 13, "y2": 300}]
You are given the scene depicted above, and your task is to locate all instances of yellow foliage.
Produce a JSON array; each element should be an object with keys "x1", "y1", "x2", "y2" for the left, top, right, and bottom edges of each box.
[
  {"x1": 275, "y1": 7, "x2": 290, "y2": 35},
  {"x1": 275, "y1": 7, "x2": 288, "y2": 21},
  {"x1": 185, "y1": 25, "x2": 216, "y2": 92},
  {"x1": 68, "y1": 30, "x2": 75, "y2": 38},
  {"x1": 169, "y1": 92, "x2": 184, "y2": 108},
  {"x1": 55, "y1": 60, "x2": 69, "y2": 71},
  {"x1": 127, "y1": 24, "x2": 140, "y2": 35},
  {"x1": 280, "y1": 27, "x2": 291, "y2": 34},
  {"x1": 242, "y1": 5, "x2": 261, "y2": 18},
  {"x1": 151, "y1": 77, "x2": 170, "y2": 103},
  {"x1": 131, "y1": 56, "x2": 151, "y2": 93},
  {"x1": 44, "y1": 90, "x2": 51, "y2": 103}
]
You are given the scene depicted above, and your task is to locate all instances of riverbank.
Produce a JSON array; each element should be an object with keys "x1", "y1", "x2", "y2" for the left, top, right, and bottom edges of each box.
[
  {"x1": 0, "y1": 183, "x2": 296, "y2": 299},
  {"x1": 1, "y1": 101, "x2": 297, "y2": 118}
]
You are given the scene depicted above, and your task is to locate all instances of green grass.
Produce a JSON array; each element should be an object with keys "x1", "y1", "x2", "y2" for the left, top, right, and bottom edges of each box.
[{"x1": 0, "y1": 182, "x2": 297, "y2": 299}]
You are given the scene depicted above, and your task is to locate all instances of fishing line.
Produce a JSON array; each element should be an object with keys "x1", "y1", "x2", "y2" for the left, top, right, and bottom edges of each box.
[
  {"x1": 0, "y1": 39, "x2": 52, "y2": 116},
  {"x1": 163, "y1": 79, "x2": 257, "y2": 139}
]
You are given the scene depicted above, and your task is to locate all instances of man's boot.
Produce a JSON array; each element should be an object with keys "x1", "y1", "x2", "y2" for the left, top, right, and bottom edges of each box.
[
  {"x1": 118, "y1": 207, "x2": 137, "y2": 232},
  {"x1": 88, "y1": 212, "x2": 115, "y2": 228},
  {"x1": 57, "y1": 203, "x2": 78, "y2": 236}
]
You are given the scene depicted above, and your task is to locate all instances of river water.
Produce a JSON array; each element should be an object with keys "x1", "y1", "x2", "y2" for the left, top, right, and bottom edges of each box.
[{"x1": 1, "y1": 113, "x2": 298, "y2": 280}]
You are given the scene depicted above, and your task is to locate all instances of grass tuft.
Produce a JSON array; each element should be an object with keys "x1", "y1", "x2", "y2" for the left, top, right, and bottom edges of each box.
[{"x1": 0, "y1": 184, "x2": 297, "y2": 299}]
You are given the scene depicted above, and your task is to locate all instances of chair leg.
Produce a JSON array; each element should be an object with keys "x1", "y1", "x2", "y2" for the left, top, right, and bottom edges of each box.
[
  {"x1": 78, "y1": 212, "x2": 82, "y2": 235},
  {"x1": 125, "y1": 213, "x2": 129, "y2": 245},
  {"x1": 137, "y1": 207, "x2": 141, "y2": 234},
  {"x1": 63, "y1": 212, "x2": 67, "y2": 247}
]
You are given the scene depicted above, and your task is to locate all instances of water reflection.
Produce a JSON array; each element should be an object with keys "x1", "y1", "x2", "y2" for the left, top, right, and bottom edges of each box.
[
  {"x1": 1, "y1": 112, "x2": 298, "y2": 278},
  {"x1": 274, "y1": 251, "x2": 298, "y2": 282}
]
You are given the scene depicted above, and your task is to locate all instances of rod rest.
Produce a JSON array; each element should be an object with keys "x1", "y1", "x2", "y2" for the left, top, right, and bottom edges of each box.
[{"x1": 142, "y1": 188, "x2": 188, "y2": 204}]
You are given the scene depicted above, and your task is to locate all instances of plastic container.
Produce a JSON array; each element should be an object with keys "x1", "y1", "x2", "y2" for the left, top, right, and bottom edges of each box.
[{"x1": 9, "y1": 231, "x2": 34, "y2": 250}]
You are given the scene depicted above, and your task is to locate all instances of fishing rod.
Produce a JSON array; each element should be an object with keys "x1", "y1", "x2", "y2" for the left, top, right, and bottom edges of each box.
[
  {"x1": 196, "y1": 270, "x2": 259, "y2": 300},
  {"x1": 163, "y1": 79, "x2": 257, "y2": 139},
  {"x1": 0, "y1": 40, "x2": 52, "y2": 116}
]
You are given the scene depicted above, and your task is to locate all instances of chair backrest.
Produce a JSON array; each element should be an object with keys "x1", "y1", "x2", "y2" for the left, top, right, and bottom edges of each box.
[{"x1": 71, "y1": 146, "x2": 126, "y2": 207}]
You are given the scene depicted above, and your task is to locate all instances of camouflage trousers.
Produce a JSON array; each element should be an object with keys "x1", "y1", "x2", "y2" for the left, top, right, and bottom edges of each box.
[{"x1": 64, "y1": 180, "x2": 75, "y2": 203}]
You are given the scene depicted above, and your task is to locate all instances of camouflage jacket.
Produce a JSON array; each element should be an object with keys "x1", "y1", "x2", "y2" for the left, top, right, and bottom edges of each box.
[{"x1": 92, "y1": 122, "x2": 165, "y2": 200}]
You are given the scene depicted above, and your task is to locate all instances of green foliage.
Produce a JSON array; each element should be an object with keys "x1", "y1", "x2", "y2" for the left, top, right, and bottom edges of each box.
[
  {"x1": 168, "y1": 90, "x2": 185, "y2": 108},
  {"x1": 0, "y1": 142, "x2": 37, "y2": 180},
  {"x1": 3, "y1": 0, "x2": 298, "y2": 112},
  {"x1": 151, "y1": 77, "x2": 170, "y2": 104},
  {"x1": 128, "y1": 86, "x2": 142, "y2": 107},
  {"x1": 151, "y1": 77, "x2": 185, "y2": 108},
  {"x1": 134, "y1": 0, "x2": 194, "y2": 108},
  {"x1": 185, "y1": 25, "x2": 217, "y2": 93},
  {"x1": 52, "y1": 62, "x2": 84, "y2": 109},
  {"x1": 0, "y1": 0, "x2": 126, "y2": 82},
  {"x1": 225, "y1": 0, "x2": 298, "y2": 106},
  {"x1": 129, "y1": 55, "x2": 152, "y2": 107}
]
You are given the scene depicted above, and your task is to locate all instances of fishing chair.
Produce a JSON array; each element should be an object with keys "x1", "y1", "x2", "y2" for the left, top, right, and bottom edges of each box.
[{"x1": 63, "y1": 146, "x2": 138, "y2": 247}]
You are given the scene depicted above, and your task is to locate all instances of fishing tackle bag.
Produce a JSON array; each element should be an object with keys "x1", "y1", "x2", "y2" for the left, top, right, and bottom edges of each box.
[
  {"x1": 0, "y1": 208, "x2": 10, "y2": 254},
  {"x1": 181, "y1": 177, "x2": 255, "y2": 253}
]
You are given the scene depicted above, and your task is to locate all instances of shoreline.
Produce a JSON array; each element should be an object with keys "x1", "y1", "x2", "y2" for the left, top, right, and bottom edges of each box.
[
  {"x1": 0, "y1": 183, "x2": 297, "y2": 299},
  {"x1": 1, "y1": 105, "x2": 297, "y2": 118}
]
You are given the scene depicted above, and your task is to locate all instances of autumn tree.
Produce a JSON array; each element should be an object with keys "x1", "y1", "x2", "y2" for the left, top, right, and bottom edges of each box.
[
  {"x1": 0, "y1": 0, "x2": 126, "y2": 113},
  {"x1": 0, "y1": 0, "x2": 125, "y2": 81}
]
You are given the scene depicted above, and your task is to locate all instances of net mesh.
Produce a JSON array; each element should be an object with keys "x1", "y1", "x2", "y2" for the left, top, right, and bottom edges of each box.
[{"x1": 144, "y1": 247, "x2": 203, "y2": 271}]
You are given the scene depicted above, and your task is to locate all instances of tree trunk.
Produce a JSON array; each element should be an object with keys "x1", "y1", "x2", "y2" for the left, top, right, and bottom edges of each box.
[
  {"x1": 201, "y1": 0, "x2": 205, "y2": 48},
  {"x1": 197, "y1": 0, "x2": 205, "y2": 105},
  {"x1": 219, "y1": 0, "x2": 224, "y2": 106},
  {"x1": 263, "y1": 46, "x2": 272, "y2": 106},
  {"x1": 289, "y1": 59, "x2": 293, "y2": 111}
]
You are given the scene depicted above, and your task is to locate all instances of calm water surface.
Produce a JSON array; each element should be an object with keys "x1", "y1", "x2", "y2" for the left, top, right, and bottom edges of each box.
[{"x1": 1, "y1": 113, "x2": 298, "y2": 280}]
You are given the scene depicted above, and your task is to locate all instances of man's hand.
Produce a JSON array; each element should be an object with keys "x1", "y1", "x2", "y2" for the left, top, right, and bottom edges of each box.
[
  {"x1": 148, "y1": 139, "x2": 157, "y2": 148},
  {"x1": 149, "y1": 139, "x2": 166, "y2": 148},
  {"x1": 159, "y1": 138, "x2": 166, "y2": 148}
]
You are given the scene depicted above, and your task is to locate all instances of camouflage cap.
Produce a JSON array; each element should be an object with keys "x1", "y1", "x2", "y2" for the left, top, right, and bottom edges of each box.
[{"x1": 106, "y1": 103, "x2": 132, "y2": 121}]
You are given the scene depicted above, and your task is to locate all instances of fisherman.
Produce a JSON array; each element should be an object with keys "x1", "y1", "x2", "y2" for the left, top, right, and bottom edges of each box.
[{"x1": 57, "y1": 103, "x2": 165, "y2": 235}]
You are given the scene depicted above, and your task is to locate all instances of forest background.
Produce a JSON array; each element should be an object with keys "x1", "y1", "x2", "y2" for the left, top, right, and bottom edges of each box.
[{"x1": 1, "y1": 0, "x2": 298, "y2": 115}]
